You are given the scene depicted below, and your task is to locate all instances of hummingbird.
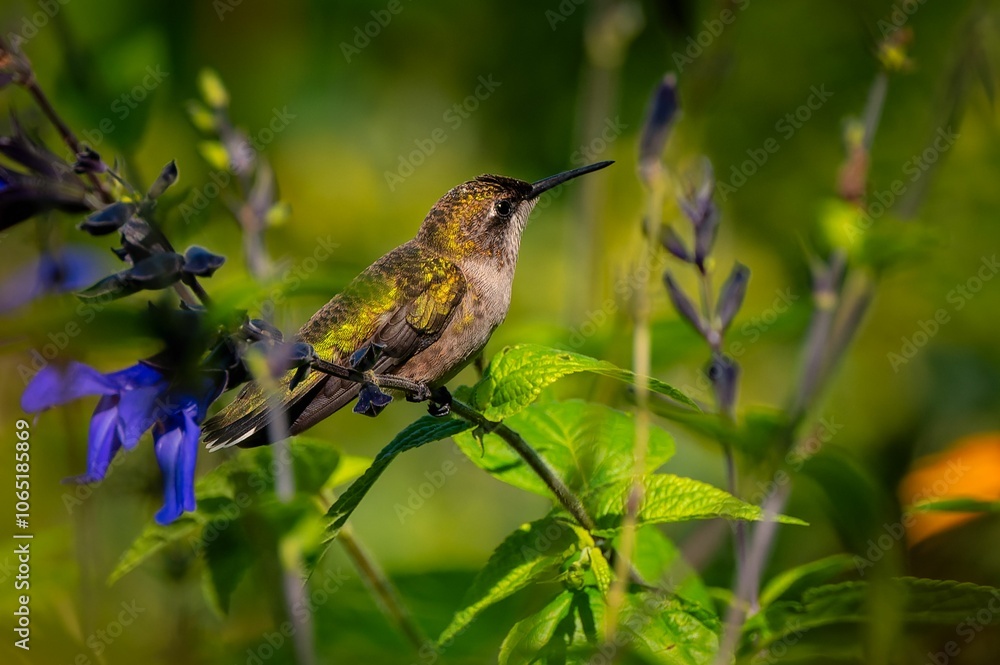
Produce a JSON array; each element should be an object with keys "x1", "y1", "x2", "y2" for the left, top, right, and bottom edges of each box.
[{"x1": 202, "y1": 160, "x2": 613, "y2": 450}]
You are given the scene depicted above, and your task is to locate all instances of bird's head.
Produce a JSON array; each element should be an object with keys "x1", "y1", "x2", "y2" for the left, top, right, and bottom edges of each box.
[{"x1": 416, "y1": 161, "x2": 612, "y2": 265}]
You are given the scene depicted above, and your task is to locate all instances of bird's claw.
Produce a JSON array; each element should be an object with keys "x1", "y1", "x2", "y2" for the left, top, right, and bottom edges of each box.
[{"x1": 427, "y1": 386, "x2": 452, "y2": 417}]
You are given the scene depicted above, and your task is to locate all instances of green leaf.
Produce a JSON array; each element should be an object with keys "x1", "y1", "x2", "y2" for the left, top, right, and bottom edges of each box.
[
  {"x1": 471, "y1": 344, "x2": 697, "y2": 421},
  {"x1": 630, "y1": 526, "x2": 713, "y2": 611},
  {"x1": 585, "y1": 474, "x2": 806, "y2": 535},
  {"x1": 436, "y1": 515, "x2": 586, "y2": 647},
  {"x1": 319, "y1": 417, "x2": 473, "y2": 544},
  {"x1": 110, "y1": 436, "x2": 346, "y2": 585},
  {"x1": 201, "y1": 515, "x2": 255, "y2": 615},
  {"x1": 500, "y1": 587, "x2": 720, "y2": 665},
  {"x1": 454, "y1": 400, "x2": 675, "y2": 498},
  {"x1": 759, "y1": 554, "x2": 855, "y2": 608},
  {"x1": 756, "y1": 577, "x2": 1000, "y2": 652},
  {"x1": 499, "y1": 590, "x2": 578, "y2": 664},
  {"x1": 910, "y1": 497, "x2": 1000, "y2": 514},
  {"x1": 589, "y1": 548, "x2": 612, "y2": 595}
]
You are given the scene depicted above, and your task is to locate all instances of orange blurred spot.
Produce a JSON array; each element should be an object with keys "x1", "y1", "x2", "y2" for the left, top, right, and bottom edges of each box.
[{"x1": 899, "y1": 433, "x2": 1000, "y2": 546}]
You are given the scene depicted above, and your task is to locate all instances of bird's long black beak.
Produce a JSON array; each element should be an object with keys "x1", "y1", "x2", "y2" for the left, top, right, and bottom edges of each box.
[{"x1": 528, "y1": 160, "x2": 613, "y2": 199}]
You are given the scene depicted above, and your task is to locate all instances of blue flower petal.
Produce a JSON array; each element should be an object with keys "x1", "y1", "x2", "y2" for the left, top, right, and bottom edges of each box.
[
  {"x1": 178, "y1": 402, "x2": 200, "y2": 513},
  {"x1": 70, "y1": 396, "x2": 123, "y2": 483},
  {"x1": 152, "y1": 417, "x2": 184, "y2": 525},
  {"x1": 21, "y1": 362, "x2": 119, "y2": 412},
  {"x1": 116, "y1": 385, "x2": 162, "y2": 449},
  {"x1": 152, "y1": 401, "x2": 201, "y2": 524},
  {"x1": 110, "y1": 362, "x2": 165, "y2": 390}
]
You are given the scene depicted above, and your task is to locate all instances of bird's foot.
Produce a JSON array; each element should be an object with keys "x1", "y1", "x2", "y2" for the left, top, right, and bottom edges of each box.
[{"x1": 427, "y1": 386, "x2": 452, "y2": 417}]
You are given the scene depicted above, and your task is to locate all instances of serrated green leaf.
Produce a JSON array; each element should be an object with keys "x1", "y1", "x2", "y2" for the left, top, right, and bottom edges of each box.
[
  {"x1": 756, "y1": 577, "x2": 1000, "y2": 654},
  {"x1": 319, "y1": 417, "x2": 473, "y2": 546},
  {"x1": 454, "y1": 400, "x2": 674, "y2": 498},
  {"x1": 471, "y1": 344, "x2": 697, "y2": 421},
  {"x1": 585, "y1": 475, "x2": 807, "y2": 535},
  {"x1": 759, "y1": 554, "x2": 855, "y2": 608},
  {"x1": 437, "y1": 515, "x2": 584, "y2": 647},
  {"x1": 910, "y1": 497, "x2": 1000, "y2": 514},
  {"x1": 500, "y1": 587, "x2": 720, "y2": 665}
]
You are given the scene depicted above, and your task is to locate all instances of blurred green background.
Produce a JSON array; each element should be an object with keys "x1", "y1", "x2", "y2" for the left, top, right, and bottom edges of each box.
[{"x1": 2, "y1": 0, "x2": 1000, "y2": 663}]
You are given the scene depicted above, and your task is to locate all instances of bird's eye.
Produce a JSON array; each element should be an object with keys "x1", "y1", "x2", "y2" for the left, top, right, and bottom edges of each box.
[{"x1": 494, "y1": 199, "x2": 513, "y2": 218}]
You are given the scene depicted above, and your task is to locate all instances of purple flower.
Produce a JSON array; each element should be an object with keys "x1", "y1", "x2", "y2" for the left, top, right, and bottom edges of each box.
[
  {"x1": 0, "y1": 247, "x2": 108, "y2": 313},
  {"x1": 21, "y1": 361, "x2": 221, "y2": 524}
]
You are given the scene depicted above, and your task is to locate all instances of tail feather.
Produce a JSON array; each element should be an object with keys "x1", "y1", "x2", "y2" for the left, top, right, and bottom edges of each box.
[{"x1": 201, "y1": 376, "x2": 329, "y2": 451}]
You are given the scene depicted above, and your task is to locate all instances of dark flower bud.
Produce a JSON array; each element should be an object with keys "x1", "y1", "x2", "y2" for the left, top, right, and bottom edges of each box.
[
  {"x1": 147, "y1": 160, "x2": 178, "y2": 199},
  {"x1": 638, "y1": 73, "x2": 679, "y2": 186},
  {"x1": 128, "y1": 252, "x2": 185, "y2": 288},
  {"x1": 716, "y1": 262, "x2": 750, "y2": 332},
  {"x1": 289, "y1": 365, "x2": 311, "y2": 391},
  {"x1": 0, "y1": 115, "x2": 67, "y2": 178},
  {"x1": 265, "y1": 341, "x2": 316, "y2": 377},
  {"x1": 0, "y1": 165, "x2": 92, "y2": 231},
  {"x1": 243, "y1": 318, "x2": 283, "y2": 342},
  {"x1": 354, "y1": 382, "x2": 393, "y2": 417},
  {"x1": 73, "y1": 147, "x2": 106, "y2": 174},
  {"x1": 351, "y1": 343, "x2": 386, "y2": 372},
  {"x1": 78, "y1": 202, "x2": 133, "y2": 235},
  {"x1": 705, "y1": 353, "x2": 739, "y2": 414},
  {"x1": 659, "y1": 225, "x2": 691, "y2": 262},
  {"x1": 663, "y1": 271, "x2": 705, "y2": 336},
  {"x1": 182, "y1": 246, "x2": 225, "y2": 277}
]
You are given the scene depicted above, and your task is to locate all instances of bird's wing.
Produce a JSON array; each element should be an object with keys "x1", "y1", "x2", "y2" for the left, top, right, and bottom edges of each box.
[{"x1": 202, "y1": 244, "x2": 466, "y2": 450}]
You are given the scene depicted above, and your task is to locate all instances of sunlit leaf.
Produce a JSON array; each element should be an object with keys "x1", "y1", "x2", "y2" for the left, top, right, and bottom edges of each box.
[
  {"x1": 454, "y1": 400, "x2": 674, "y2": 498},
  {"x1": 471, "y1": 344, "x2": 697, "y2": 421},
  {"x1": 500, "y1": 587, "x2": 719, "y2": 665},
  {"x1": 437, "y1": 515, "x2": 586, "y2": 647},
  {"x1": 584, "y1": 474, "x2": 807, "y2": 535}
]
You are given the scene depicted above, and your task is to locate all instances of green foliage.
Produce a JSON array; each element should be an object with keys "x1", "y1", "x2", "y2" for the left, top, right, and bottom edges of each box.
[
  {"x1": 910, "y1": 497, "x2": 1000, "y2": 513},
  {"x1": 109, "y1": 437, "x2": 366, "y2": 597},
  {"x1": 747, "y1": 577, "x2": 1000, "y2": 659},
  {"x1": 469, "y1": 344, "x2": 698, "y2": 420},
  {"x1": 436, "y1": 515, "x2": 588, "y2": 646},
  {"x1": 584, "y1": 475, "x2": 806, "y2": 535},
  {"x1": 454, "y1": 399, "x2": 675, "y2": 498},
  {"x1": 499, "y1": 587, "x2": 721, "y2": 665},
  {"x1": 317, "y1": 416, "x2": 472, "y2": 546}
]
